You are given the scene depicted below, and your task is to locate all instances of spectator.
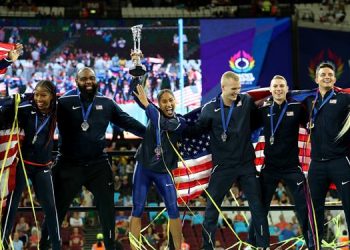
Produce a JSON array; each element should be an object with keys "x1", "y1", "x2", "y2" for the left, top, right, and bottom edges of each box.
[
  {"x1": 214, "y1": 240, "x2": 225, "y2": 250},
  {"x1": 15, "y1": 217, "x2": 30, "y2": 239},
  {"x1": 117, "y1": 37, "x2": 126, "y2": 49},
  {"x1": 69, "y1": 227, "x2": 84, "y2": 250},
  {"x1": 278, "y1": 223, "x2": 296, "y2": 241},
  {"x1": 12, "y1": 231, "x2": 24, "y2": 250},
  {"x1": 69, "y1": 212, "x2": 84, "y2": 228},
  {"x1": 29, "y1": 227, "x2": 41, "y2": 248},
  {"x1": 275, "y1": 214, "x2": 289, "y2": 232},
  {"x1": 61, "y1": 219, "x2": 71, "y2": 250},
  {"x1": 144, "y1": 226, "x2": 160, "y2": 247},
  {"x1": 338, "y1": 230, "x2": 349, "y2": 250},
  {"x1": 92, "y1": 233, "x2": 106, "y2": 250}
]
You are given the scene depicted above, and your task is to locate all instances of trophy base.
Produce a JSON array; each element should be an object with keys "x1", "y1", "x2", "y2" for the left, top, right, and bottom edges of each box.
[{"x1": 129, "y1": 65, "x2": 146, "y2": 77}]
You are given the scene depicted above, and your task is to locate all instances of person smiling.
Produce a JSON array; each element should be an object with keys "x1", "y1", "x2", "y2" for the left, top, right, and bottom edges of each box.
[
  {"x1": 305, "y1": 62, "x2": 350, "y2": 248},
  {"x1": 0, "y1": 80, "x2": 61, "y2": 250},
  {"x1": 184, "y1": 71, "x2": 269, "y2": 250},
  {"x1": 129, "y1": 84, "x2": 186, "y2": 250},
  {"x1": 248, "y1": 75, "x2": 311, "y2": 249},
  {"x1": 40, "y1": 67, "x2": 145, "y2": 250}
]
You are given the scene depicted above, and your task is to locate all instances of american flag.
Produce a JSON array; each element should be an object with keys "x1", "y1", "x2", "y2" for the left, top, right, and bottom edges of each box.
[
  {"x1": 0, "y1": 129, "x2": 24, "y2": 207},
  {"x1": 173, "y1": 107, "x2": 212, "y2": 203},
  {"x1": 253, "y1": 127, "x2": 311, "y2": 173},
  {"x1": 0, "y1": 43, "x2": 17, "y2": 207},
  {"x1": 173, "y1": 85, "x2": 201, "y2": 108},
  {"x1": 0, "y1": 96, "x2": 25, "y2": 206},
  {"x1": 172, "y1": 89, "x2": 316, "y2": 203},
  {"x1": 0, "y1": 42, "x2": 15, "y2": 74}
]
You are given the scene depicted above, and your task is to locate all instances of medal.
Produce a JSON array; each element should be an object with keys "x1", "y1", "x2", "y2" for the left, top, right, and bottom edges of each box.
[
  {"x1": 269, "y1": 101, "x2": 288, "y2": 147},
  {"x1": 32, "y1": 135, "x2": 37, "y2": 144},
  {"x1": 220, "y1": 96, "x2": 235, "y2": 144},
  {"x1": 32, "y1": 114, "x2": 51, "y2": 145},
  {"x1": 81, "y1": 121, "x2": 89, "y2": 131},
  {"x1": 154, "y1": 146, "x2": 162, "y2": 159},
  {"x1": 221, "y1": 132, "x2": 227, "y2": 142},
  {"x1": 78, "y1": 90, "x2": 95, "y2": 133}
]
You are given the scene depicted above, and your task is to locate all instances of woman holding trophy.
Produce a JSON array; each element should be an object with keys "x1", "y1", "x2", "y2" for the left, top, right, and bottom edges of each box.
[{"x1": 128, "y1": 24, "x2": 185, "y2": 250}]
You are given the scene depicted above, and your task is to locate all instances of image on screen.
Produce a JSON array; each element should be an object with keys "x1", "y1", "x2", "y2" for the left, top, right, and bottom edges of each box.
[
  {"x1": 200, "y1": 18, "x2": 293, "y2": 103},
  {"x1": 0, "y1": 18, "x2": 202, "y2": 127}
]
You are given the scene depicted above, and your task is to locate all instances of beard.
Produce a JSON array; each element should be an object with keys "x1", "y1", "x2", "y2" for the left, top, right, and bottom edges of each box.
[{"x1": 78, "y1": 84, "x2": 98, "y2": 101}]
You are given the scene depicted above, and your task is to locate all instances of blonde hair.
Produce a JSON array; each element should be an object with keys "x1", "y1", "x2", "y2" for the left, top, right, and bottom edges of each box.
[
  {"x1": 271, "y1": 75, "x2": 287, "y2": 82},
  {"x1": 221, "y1": 71, "x2": 239, "y2": 86},
  {"x1": 336, "y1": 112, "x2": 350, "y2": 140}
]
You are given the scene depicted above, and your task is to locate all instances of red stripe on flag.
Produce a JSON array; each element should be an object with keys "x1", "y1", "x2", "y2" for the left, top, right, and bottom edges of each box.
[
  {"x1": 0, "y1": 42, "x2": 15, "y2": 74},
  {"x1": 175, "y1": 177, "x2": 210, "y2": 190},
  {"x1": 0, "y1": 145, "x2": 19, "y2": 161},
  {"x1": 254, "y1": 157, "x2": 265, "y2": 166},
  {"x1": 0, "y1": 42, "x2": 14, "y2": 60},
  {"x1": 173, "y1": 161, "x2": 212, "y2": 176},
  {"x1": 299, "y1": 148, "x2": 311, "y2": 156},
  {"x1": 298, "y1": 134, "x2": 309, "y2": 142},
  {"x1": 7, "y1": 159, "x2": 18, "y2": 192},
  {"x1": 0, "y1": 134, "x2": 23, "y2": 142}
]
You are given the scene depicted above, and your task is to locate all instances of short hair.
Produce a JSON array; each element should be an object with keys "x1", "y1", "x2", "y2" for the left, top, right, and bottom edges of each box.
[
  {"x1": 221, "y1": 71, "x2": 239, "y2": 86},
  {"x1": 315, "y1": 62, "x2": 335, "y2": 76},
  {"x1": 271, "y1": 75, "x2": 287, "y2": 82},
  {"x1": 157, "y1": 89, "x2": 174, "y2": 102},
  {"x1": 76, "y1": 67, "x2": 95, "y2": 78}
]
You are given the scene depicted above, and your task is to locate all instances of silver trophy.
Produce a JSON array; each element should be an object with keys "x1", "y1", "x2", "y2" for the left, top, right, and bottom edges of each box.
[{"x1": 129, "y1": 24, "x2": 146, "y2": 77}]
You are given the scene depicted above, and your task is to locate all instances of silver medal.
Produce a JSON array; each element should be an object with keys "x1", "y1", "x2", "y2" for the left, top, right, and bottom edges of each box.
[
  {"x1": 81, "y1": 121, "x2": 89, "y2": 131},
  {"x1": 270, "y1": 136, "x2": 274, "y2": 145},
  {"x1": 154, "y1": 146, "x2": 162, "y2": 158},
  {"x1": 221, "y1": 132, "x2": 227, "y2": 142},
  {"x1": 32, "y1": 135, "x2": 37, "y2": 144}
]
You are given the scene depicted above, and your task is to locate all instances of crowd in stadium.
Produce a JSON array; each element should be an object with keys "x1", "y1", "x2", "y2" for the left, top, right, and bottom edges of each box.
[{"x1": 0, "y1": 23, "x2": 202, "y2": 105}]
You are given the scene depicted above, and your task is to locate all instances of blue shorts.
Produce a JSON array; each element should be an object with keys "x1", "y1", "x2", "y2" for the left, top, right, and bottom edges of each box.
[{"x1": 131, "y1": 162, "x2": 179, "y2": 219}]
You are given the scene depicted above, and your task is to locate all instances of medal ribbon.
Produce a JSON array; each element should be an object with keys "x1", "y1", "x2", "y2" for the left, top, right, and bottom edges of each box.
[
  {"x1": 220, "y1": 96, "x2": 235, "y2": 137},
  {"x1": 34, "y1": 113, "x2": 51, "y2": 140},
  {"x1": 155, "y1": 109, "x2": 162, "y2": 159},
  {"x1": 77, "y1": 89, "x2": 95, "y2": 123},
  {"x1": 270, "y1": 101, "x2": 288, "y2": 140},
  {"x1": 311, "y1": 89, "x2": 334, "y2": 125}
]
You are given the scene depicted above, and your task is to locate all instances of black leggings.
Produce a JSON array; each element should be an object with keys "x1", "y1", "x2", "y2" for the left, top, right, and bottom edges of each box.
[
  {"x1": 1, "y1": 163, "x2": 61, "y2": 250},
  {"x1": 40, "y1": 158, "x2": 115, "y2": 250}
]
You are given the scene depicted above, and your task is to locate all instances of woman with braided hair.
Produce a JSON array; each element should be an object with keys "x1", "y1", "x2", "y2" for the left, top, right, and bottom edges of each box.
[{"x1": 0, "y1": 80, "x2": 61, "y2": 250}]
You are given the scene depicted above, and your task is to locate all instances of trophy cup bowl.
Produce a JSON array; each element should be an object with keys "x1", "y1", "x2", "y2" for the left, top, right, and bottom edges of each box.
[
  {"x1": 129, "y1": 63, "x2": 146, "y2": 77},
  {"x1": 129, "y1": 24, "x2": 146, "y2": 77}
]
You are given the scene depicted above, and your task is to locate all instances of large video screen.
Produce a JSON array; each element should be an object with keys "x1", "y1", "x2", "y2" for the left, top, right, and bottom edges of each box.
[
  {"x1": 298, "y1": 27, "x2": 350, "y2": 90},
  {"x1": 200, "y1": 18, "x2": 293, "y2": 103},
  {"x1": 1, "y1": 18, "x2": 295, "y2": 124},
  {"x1": 0, "y1": 18, "x2": 202, "y2": 125}
]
